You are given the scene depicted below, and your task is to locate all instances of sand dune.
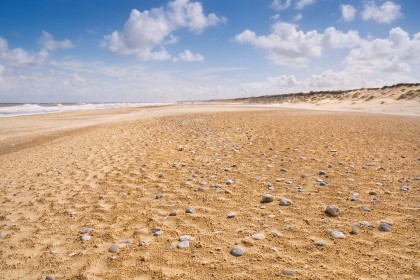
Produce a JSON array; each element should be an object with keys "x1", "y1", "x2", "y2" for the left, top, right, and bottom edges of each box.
[
  {"x1": 0, "y1": 105, "x2": 419, "y2": 279},
  {"x1": 219, "y1": 83, "x2": 420, "y2": 116}
]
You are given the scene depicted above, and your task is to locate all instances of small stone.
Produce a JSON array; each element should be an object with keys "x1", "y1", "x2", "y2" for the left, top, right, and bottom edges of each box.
[
  {"x1": 362, "y1": 221, "x2": 374, "y2": 230},
  {"x1": 325, "y1": 205, "x2": 340, "y2": 217},
  {"x1": 179, "y1": 235, "x2": 194, "y2": 242},
  {"x1": 330, "y1": 230, "x2": 346, "y2": 239},
  {"x1": 158, "y1": 173, "x2": 165, "y2": 178},
  {"x1": 383, "y1": 189, "x2": 391, "y2": 194},
  {"x1": 368, "y1": 190, "x2": 377, "y2": 195},
  {"x1": 120, "y1": 239, "x2": 133, "y2": 244},
  {"x1": 279, "y1": 198, "x2": 292, "y2": 206},
  {"x1": 230, "y1": 246, "x2": 245, "y2": 256},
  {"x1": 80, "y1": 228, "x2": 93, "y2": 234},
  {"x1": 327, "y1": 164, "x2": 333, "y2": 168},
  {"x1": 271, "y1": 230, "x2": 280, "y2": 237},
  {"x1": 319, "y1": 170, "x2": 328, "y2": 176},
  {"x1": 372, "y1": 198, "x2": 381, "y2": 203},
  {"x1": 155, "y1": 193, "x2": 164, "y2": 199},
  {"x1": 351, "y1": 193, "x2": 359, "y2": 201},
  {"x1": 315, "y1": 241, "x2": 327, "y2": 248},
  {"x1": 108, "y1": 244, "x2": 119, "y2": 253},
  {"x1": 177, "y1": 241, "x2": 190, "y2": 249},
  {"x1": 45, "y1": 276, "x2": 55, "y2": 280},
  {"x1": 80, "y1": 235, "x2": 91, "y2": 242},
  {"x1": 366, "y1": 162, "x2": 374, "y2": 167},
  {"x1": 251, "y1": 233, "x2": 265, "y2": 240},
  {"x1": 362, "y1": 206, "x2": 370, "y2": 211},
  {"x1": 375, "y1": 182, "x2": 383, "y2": 186},
  {"x1": 261, "y1": 193, "x2": 274, "y2": 203},
  {"x1": 350, "y1": 225, "x2": 360, "y2": 235},
  {"x1": 400, "y1": 186, "x2": 409, "y2": 192},
  {"x1": 186, "y1": 207, "x2": 196, "y2": 214},
  {"x1": 226, "y1": 179, "x2": 234, "y2": 185},
  {"x1": 197, "y1": 187, "x2": 205, "y2": 192},
  {"x1": 152, "y1": 228, "x2": 163, "y2": 236},
  {"x1": 280, "y1": 168, "x2": 288, "y2": 172},
  {"x1": 227, "y1": 212, "x2": 236, "y2": 218},
  {"x1": 281, "y1": 269, "x2": 295, "y2": 276},
  {"x1": 169, "y1": 210, "x2": 177, "y2": 216},
  {"x1": 379, "y1": 222, "x2": 391, "y2": 232}
]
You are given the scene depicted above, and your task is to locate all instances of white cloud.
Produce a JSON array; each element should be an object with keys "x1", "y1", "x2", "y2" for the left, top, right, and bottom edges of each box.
[
  {"x1": 235, "y1": 23, "x2": 361, "y2": 67},
  {"x1": 295, "y1": 0, "x2": 315, "y2": 10},
  {"x1": 270, "y1": 0, "x2": 292, "y2": 11},
  {"x1": 38, "y1": 31, "x2": 74, "y2": 51},
  {"x1": 308, "y1": 69, "x2": 367, "y2": 88},
  {"x1": 0, "y1": 37, "x2": 48, "y2": 67},
  {"x1": 345, "y1": 27, "x2": 420, "y2": 73},
  {"x1": 362, "y1": 1, "x2": 402, "y2": 23},
  {"x1": 174, "y1": 49, "x2": 204, "y2": 62},
  {"x1": 340, "y1": 4, "x2": 356, "y2": 22},
  {"x1": 103, "y1": 0, "x2": 222, "y2": 61}
]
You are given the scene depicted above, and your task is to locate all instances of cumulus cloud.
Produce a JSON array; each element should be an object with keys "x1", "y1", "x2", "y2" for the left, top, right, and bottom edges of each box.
[
  {"x1": 0, "y1": 37, "x2": 48, "y2": 67},
  {"x1": 340, "y1": 4, "x2": 356, "y2": 22},
  {"x1": 103, "y1": 0, "x2": 223, "y2": 61},
  {"x1": 235, "y1": 22, "x2": 361, "y2": 66},
  {"x1": 38, "y1": 31, "x2": 74, "y2": 51},
  {"x1": 362, "y1": 1, "x2": 402, "y2": 23},
  {"x1": 345, "y1": 27, "x2": 420, "y2": 73},
  {"x1": 174, "y1": 49, "x2": 204, "y2": 62},
  {"x1": 270, "y1": 0, "x2": 292, "y2": 11},
  {"x1": 295, "y1": 0, "x2": 315, "y2": 10}
]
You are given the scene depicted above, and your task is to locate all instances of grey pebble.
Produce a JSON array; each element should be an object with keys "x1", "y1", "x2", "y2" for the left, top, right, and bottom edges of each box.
[
  {"x1": 281, "y1": 269, "x2": 295, "y2": 276},
  {"x1": 108, "y1": 244, "x2": 119, "y2": 253},
  {"x1": 400, "y1": 186, "x2": 409, "y2": 192},
  {"x1": 251, "y1": 233, "x2": 265, "y2": 240},
  {"x1": 362, "y1": 206, "x2": 370, "y2": 211},
  {"x1": 383, "y1": 189, "x2": 391, "y2": 194},
  {"x1": 179, "y1": 235, "x2": 194, "y2": 242},
  {"x1": 280, "y1": 168, "x2": 288, "y2": 172},
  {"x1": 197, "y1": 187, "x2": 205, "y2": 192},
  {"x1": 279, "y1": 198, "x2": 292, "y2": 206},
  {"x1": 230, "y1": 246, "x2": 245, "y2": 256},
  {"x1": 120, "y1": 239, "x2": 133, "y2": 244},
  {"x1": 351, "y1": 193, "x2": 360, "y2": 201},
  {"x1": 330, "y1": 230, "x2": 346, "y2": 239},
  {"x1": 362, "y1": 221, "x2": 374, "y2": 230},
  {"x1": 325, "y1": 205, "x2": 340, "y2": 217},
  {"x1": 319, "y1": 170, "x2": 328, "y2": 176},
  {"x1": 327, "y1": 164, "x2": 333, "y2": 168},
  {"x1": 155, "y1": 193, "x2": 164, "y2": 199},
  {"x1": 226, "y1": 179, "x2": 234, "y2": 185},
  {"x1": 45, "y1": 276, "x2": 55, "y2": 280},
  {"x1": 350, "y1": 225, "x2": 360, "y2": 235},
  {"x1": 80, "y1": 235, "x2": 91, "y2": 241},
  {"x1": 379, "y1": 222, "x2": 391, "y2": 232},
  {"x1": 186, "y1": 207, "x2": 196, "y2": 214},
  {"x1": 227, "y1": 211, "x2": 236, "y2": 218},
  {"x1": 177, "y1": 241, "x2": 190, "y2": 249},
  {"x1": 261, "y1": 193, "x2": 274, "y2": 203},
  {"x1": 152, "y1": 228, "x2": 163, "y2": 236},
  {"x1": 366, "y1": 162, "x2": 374, "y2": 167},
  {"x1": 372, "y1": 198, "x2": 381, "y2": 203},
  {"x1": 169, "y1": 210, "x2": 177, "y2": 216},
  {"x1": 80, "y1": 228, "x2": 93, "y2": 234},
  {"x1": 315, "y1": 241, "x2": 327, "y2": 248}
]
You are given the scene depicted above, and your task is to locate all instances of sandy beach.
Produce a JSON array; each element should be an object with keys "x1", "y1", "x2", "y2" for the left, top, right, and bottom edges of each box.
[{"x1": 0, "y1": 104, "x2": 419, "y2": 279}]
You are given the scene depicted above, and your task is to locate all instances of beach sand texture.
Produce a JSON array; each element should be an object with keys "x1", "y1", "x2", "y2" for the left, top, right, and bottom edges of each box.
[{"x1": 0, "y1": 107, "x2": 419, "y2": 279}]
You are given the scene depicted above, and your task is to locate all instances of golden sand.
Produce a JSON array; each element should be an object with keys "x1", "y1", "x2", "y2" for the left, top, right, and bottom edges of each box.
[{"x1": 0, "y1": 106, "x2": 419, "y2": 279}]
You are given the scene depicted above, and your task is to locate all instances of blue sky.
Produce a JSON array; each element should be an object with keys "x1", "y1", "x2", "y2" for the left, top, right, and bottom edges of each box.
[{"x1": 0, "y1": 0, "x2": 419, "y2": 102}]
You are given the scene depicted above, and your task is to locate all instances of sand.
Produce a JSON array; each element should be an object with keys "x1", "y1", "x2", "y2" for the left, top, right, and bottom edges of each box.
[{"x1": 0, "y1": 104, "x2": 419, "y2": 279}]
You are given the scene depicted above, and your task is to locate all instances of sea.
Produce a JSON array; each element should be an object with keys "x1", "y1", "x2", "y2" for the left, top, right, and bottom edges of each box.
[{"x1": 0, "y1": 103, "x2": 170, "y2": 117}]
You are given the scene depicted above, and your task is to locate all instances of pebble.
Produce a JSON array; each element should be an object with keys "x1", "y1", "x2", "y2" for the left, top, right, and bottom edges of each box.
[
  {"x1": 315, "y1": 241, "x2": 327, "y2": 248},
  {"x1": 0, "y1": 232, "x2": 6, "y2": 239},
  {"x1": 155, "y1": 193, "x2": 164, "y2": 199},
  {"x1": 226, "y1": 179, "x2": 234, "y2": 185},
  {"x1": 368, "y1": 190, "x2": 377, "y2": 195},
  {"x1": 152, "y1": 228, "x2": 163, "y2": 236},
  {"x1": 319, "y1": 170, "x2": 328, "y2": 176},
  {"x1": 351, "y1": 193, "x2": 359, "y2": 201},
  {"x1": 379, "y1": 222, "x2": 391, "y2": 232},
  {"x1": 197, "y1": 187, "x2": 205, "y2": 192},
  {"x1": 251, "y1": 233, "x2": 265, "y2": 240},
  {"x1": 158, "y1": 173, "x2": 165, "y2": 178},
  {"x1": 281, "y1": 269, "x2": 295, "y2": 276},
  {"x1": 327, "y1": 164, "x2": 333, "y2": 168},
  {"x1": 80, "y1": 235, "x2": 91, "y2": 242},
  {"x1": 227, "y1": 211, "x2": 236, "y2": 218},
  {"x1": 45, "y1": 276, "x2": 55, "y2": 280},
  {"x1": 169, "y1": 210, "x2": 177, "y2": 216},
  {"x1": 120, "y1": 239, "x2": 133, "y2": 244},
  {"x1": 177, "y1": 241, "x2": 190, "y2": 249},
  {"x1": 362, "y1": 221, "x2": 374, "y2": 230},
  {"x1": 280, "y1": 168, "x2": 288, "y2": 172},
  {"x1": 350, "y1": 225, "x2": 360, "y2": 235},
  {"x1": 279, "y1": 198, "x2": 292, "y2": 206},
  {"x1": 271, "y1": 230, "x2": 280, "y2": 236},
  {"x1": 261, "y1": 193, "x2": 274, "y2": 203},
  {"x1": 230, "y1": 246, "x2": 245, "y2": 256},
  {"x1": 325, "y1": 205, "x2": 340, "y2": 217},
  {"x1": 372, "y1": 198, "x2": 381, "y2": 203},
  {"x1": 383, "y1": 189, "x2": 391, "y2": 194},
  {"x1": 362, "y1": 206, "x2": 370, "y2": 211},
  {"x1": 400, "y1": 186, "x2": 409, "y2": 192},
  {"x1": 375, "y1": 182, "x2": 383, "y2": 186},
  {"x1": 210, "y1": 184, "x2": 220, "y2": 188},
  {"x1": 179, "y1": 235, "x2": 194, "y2": 242},
  {"x1": 186, "y1": 207, "x2": 196, "y2": 214},
  {"x1": 366, "y1": 162, "x2": 374, "y2": 167},
  {"x1": 330, "y1": 230, "x2": 346, "y2": 239},
  {"x1": 108, "y1": 244, "x2": 119, "y2": 253},
  {"x1": 267, "y1": 182, "x2": 274, "y2": 190},
  {"x1": 80, "y1": 228, "x2": 93, "y2": 234}
]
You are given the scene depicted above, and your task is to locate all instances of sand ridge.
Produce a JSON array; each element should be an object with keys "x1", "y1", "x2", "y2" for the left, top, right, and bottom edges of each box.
[{"x1": 0, "y1": 107, "x2": 419, "y2": 279}]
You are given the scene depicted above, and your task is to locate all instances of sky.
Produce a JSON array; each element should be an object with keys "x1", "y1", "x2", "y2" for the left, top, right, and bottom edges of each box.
[{"x1": 0, "y1": 0, "x2": 419, "y2": 102}]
